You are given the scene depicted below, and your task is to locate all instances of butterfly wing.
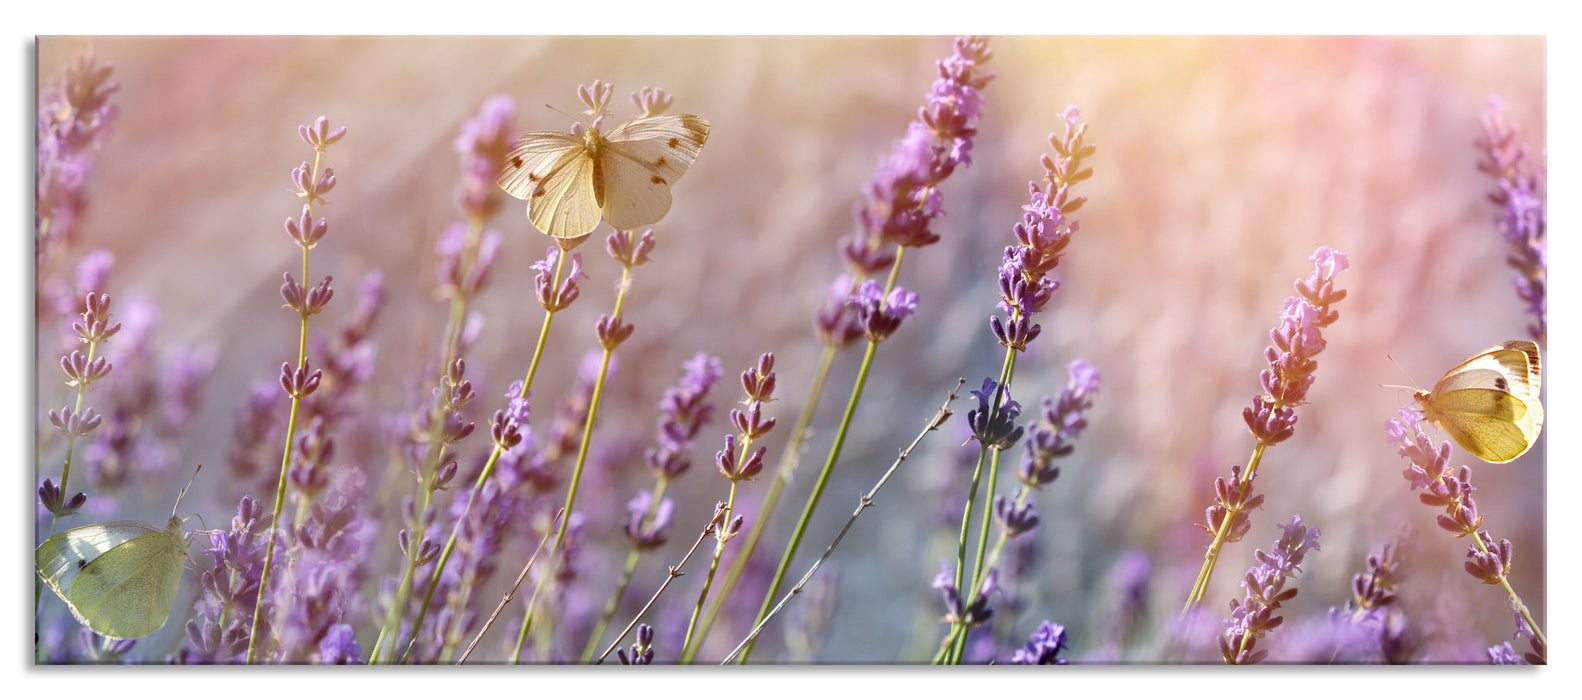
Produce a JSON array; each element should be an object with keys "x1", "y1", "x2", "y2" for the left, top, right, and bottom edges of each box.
[
  {"x1": 1420, "y1": 340, "x2": 1544, "y2": 463},
  {"x1": 67, "y1": 526, "x2": 187, "y2": 639},
  {"x1": 499, "y1": 131, "x2": 602, "y2": 238},
  {"x1": 598, "y1": 115, "x2": 710, "y2": 231},
  {"x1": 1428, "y1": 388, "x2": 1534, "y2": 463},
  {"x1": 36, "y1": 520, "x2": 161, "y2": 602}
]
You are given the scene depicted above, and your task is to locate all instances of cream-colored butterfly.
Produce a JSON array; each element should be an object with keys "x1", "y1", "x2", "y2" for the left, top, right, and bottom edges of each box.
[
  {"x1": 498, "y1": 83, "x2": 709, "y2": 239},
  {"x1": 1413, "y1": 339, "x2": 1543, "y2": 464},
  {"x1": 35, "y1": 470, "x2": 199, "y2": 640}
]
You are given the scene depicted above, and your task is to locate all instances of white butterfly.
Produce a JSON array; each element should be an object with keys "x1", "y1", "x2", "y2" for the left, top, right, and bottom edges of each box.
[
  {"x1": 1414, "y1": 339, "x2": 1544, "y2": 464},
  {"x1": 498, "y1": 109, "x2": 710, "y2": 239}
]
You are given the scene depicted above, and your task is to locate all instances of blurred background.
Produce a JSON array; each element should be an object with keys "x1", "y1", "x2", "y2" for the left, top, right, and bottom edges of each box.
[{"x1": 33, "y1": 35, "x2": 1545, "y2": 663}]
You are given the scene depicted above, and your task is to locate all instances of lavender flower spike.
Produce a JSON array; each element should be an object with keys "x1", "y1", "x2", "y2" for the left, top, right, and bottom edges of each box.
[
  {"x1": 1011, "y1": 621, "x2": 1069, "y2": 665},
  {"x1": 1219, "y1": 515, "x2": 1321, "y2": 664}
]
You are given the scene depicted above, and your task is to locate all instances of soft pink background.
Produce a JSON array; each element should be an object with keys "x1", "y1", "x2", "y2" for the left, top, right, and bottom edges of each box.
[{"x1": 35, "y1": 36, "x2": 1545, "y2": 662}]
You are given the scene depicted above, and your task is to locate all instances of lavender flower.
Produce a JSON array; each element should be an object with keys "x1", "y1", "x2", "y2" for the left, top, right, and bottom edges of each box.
[
  {"x1": 1018, "y1": 359, "x2": 1099, "y2": 487},
  {"x1": 1385, "y1": 408, "x2": 1546, "y2": 663},
  {"x1": 1245, "y1": 248, "x2": 1348, "y2": 444},
  {"x1": 532, "y1": 245, "x2": 587, "y2": 311},
  {"x1": 990, "y1": 107, "x2": 1093, "y2": 353},
  {"x1": 932, "y1": 560, "x2": 997, "y2": 629},
  {"x1": 813, "y1": 274, "x2": 864, "y2": 350},
  {"x1": 1324, "y1": 531, "x2": 1415, "y2": 663},
  {"x1": 179, "y1": 497, "x2": 274, "y2": 663},
  {"x1": 845, "y1": 35, "x2": 994, "y2": 267},
  {"x1": 1011, "y1": 621, "x2": 1069, "y2": 665},
  {"x1": 965, "y1": 378, "x2": 1022, "y2": 451},
  {"x1": 617, "y1": 623, "x2": 656, "y2": 665},
  {"x1": 454, "y1": 94, "x2": 517, "y2": 221},
  {"x1": 852, "y1": 279, "x2": 918, "y2": 343},
  {"x1": 624, "y1": 490, "x2": 675, "y2": 550},
  {"x1": 36, "y1": 50, "x2": 120, "y2": 264},
  {"x1": 1476, "y1": 97, "x2": 1546, "y2": 344},
  {"x1": 644, "y1": 353, "x2": 724, "y2": 479},
  {"x1": 1219, "y1": 515, "x2": 1321, "y2": 664}
]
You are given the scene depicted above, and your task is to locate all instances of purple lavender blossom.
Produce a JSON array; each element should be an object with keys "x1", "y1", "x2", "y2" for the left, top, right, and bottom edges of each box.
[
  {"x1": 1018, "y1": 359, "x2": 1099, "y2": 487},
  {"x1": 852, "y1": 279, "x2": 918, "y2": 343},
  {"x1": 837, "y1": 35, "x2": 992, "y2": 278},
  {"x1": 932, "y1": 560, "x2": 997, "y2": 629},
  {"x1": 965, "y1": 378, "x2": 1022, "y2": 451},
  {"x1": 454, "y1": 94, "x2": 517, "y2": 221},
  {"x1": 1245, "y1": 247, "x2": 1348, "y2": 444},
  {"x1": 179, "y1": 497, "x2": 275, "y2": 663},
  {"x1": 813, "y1": 274, "x2": 864, "y2": 350},
  {"x1": 624, "y1": 490, "x2": 675, "y2": 550},
  {"x1": 532, "y1": 246, "x2": 587, "y2": 312},
  {"x1": 1219, "y1": 515, "x2": 1321, "y2": 664},
  {"x1": 644, "y1": 352, "x2": 724, "y2": 479},
  {"x1": 617, "y1": 623, "x2": 656, "y2": 665},
  {"x1": 1011, "y1": 621, "x2": 1069, "y2": 665},
  {"x1": 1476, "y1": 97, "x2": 1546, "y2": 344},
  {"x1": 36, "y1": 50, "x2": 120, "y2": 264}
]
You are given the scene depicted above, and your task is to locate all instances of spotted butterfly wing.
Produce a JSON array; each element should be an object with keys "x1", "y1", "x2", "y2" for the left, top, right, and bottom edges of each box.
[{"x1": 1414, "y1": 340, "x2": 1543, "y2": 464}]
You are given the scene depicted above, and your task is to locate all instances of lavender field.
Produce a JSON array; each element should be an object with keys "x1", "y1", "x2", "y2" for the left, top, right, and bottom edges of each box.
[{"x1": 31, "y1": 35, "x2": 1545, "y2": 665}]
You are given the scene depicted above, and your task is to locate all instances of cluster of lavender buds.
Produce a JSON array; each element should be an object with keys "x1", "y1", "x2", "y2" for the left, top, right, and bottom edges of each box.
[
  {"x1": 991, "y1": 106, "x2": 1093, "y2": 352},
  {"x1": 1385, "y1": 408, "x2": 1545, "y2": 664},
  {"x1": 1219, "y1": 515, "x2": 1321, "y2": 664},
  {"x1": 844, "y1": 35, "x2": 994, "y2": 272},
  {"x1": 179, "y1": 497, "x2": 273, "y2": 663},
  {"x1": 36, "y1": 51, "x2": 119, "y2": 265},
  {"x1": 39, "y1": 291, "x2": 122, "y2": 519},
  {"x1": 1017, "y1": 360, "x2": 1099, "y2": 489},
  {"x1": 965, "y1": 378, "x2": 1022, "y2": 451},
  {"x1": 1475, "y1": 97, "x2": 1546, "y2": 344},
  {"x1": 716, "y1": 353, "x2": 778, "y2": 487},
  {"x1": 1244, "y1": 247, "x2": 1348, "y2": 446},
  {"x1": 1011, "y1": 621, "x2": 1069, "y2": 665},
  {"x1": 932, "y1": 561, "x2": 998, "y2": 631},
  {"x1": 1324, "y1": 531, "x2": 1415, "y2": 663},
  {"x1": 617, "y1": 624, "x2": 655, "y2": 665}
]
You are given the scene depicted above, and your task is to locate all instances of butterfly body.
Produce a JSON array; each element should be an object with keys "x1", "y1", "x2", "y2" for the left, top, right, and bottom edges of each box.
[
  {"x1": 36, "y1": 515, "x2": 191, "y2": 640},
  {"x1": 499, "y1": 113, "x2": 710, "y2": 238},
  {"x1": 1414, "y1": 339, "x2": 1543, "y2": 464}
]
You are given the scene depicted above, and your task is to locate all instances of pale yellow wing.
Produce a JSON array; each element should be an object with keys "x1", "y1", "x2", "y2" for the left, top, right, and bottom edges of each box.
[
  {"x1": 499, "y1": 131, "x2": 602, "y2": 239},
  {"x1": 599, "y1": 115, "x2": 710, "y2": 231},
  {"x1": 67, "y1": 529, "x2": 186, "y2": 639},
  {"x1": 1429, "y1": 388, "x2": 1536, "y2": 463},
  {"x1": 36, "y1": 520, "x2": 161, "y2": 602}
]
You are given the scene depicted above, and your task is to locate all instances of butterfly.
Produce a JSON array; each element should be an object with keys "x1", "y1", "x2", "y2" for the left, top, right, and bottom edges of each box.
[
  {"x1": 35, "y1": 467, "x2": 200, "y2": 640},
  {"x1": 1413, "y1": 339, "x2": 1543, "y2": 464},
  {"x1": 498, "y1": 111, "x2": 710, "y2": 239}
]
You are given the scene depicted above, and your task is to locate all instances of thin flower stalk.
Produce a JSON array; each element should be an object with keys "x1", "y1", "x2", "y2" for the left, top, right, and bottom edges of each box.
[
  {"x1": 1183, "y1": 246, "x2": 1348, "y2": 614},
  {"x1": 1386, "y1": 407, "x2": 1546, "y2": 662},
  {"x1": 595, "y1": 507, "x2": 725, "y2": 664},
  {"x1": 248, "y1": 116, "x2": 344, "y2": 663},
  {"x1": 1220, "y1": 515, "x2": 1321, "y2": 664},
  {"x1": 739, "y1": 37, "x2": 992, "y2": 663},
  {"x1": 455, "y1": 508, "x2": 561, "y2": 665},
  {"x1": 942, "y1": 105, "x2": 1093, "y2": 664},
  {"x1": 508, "y1": 228, "x2": 651, "y2": 663},
  {"x1": 695, "y1": 278, "x2": 855, "y2": 644},
  {"x1": 1475, "y1": 97, "x2": 1546, "y2": 345},
  {"x1": 722, "y1": 381, "x2": 961, "y2": 664},
  {"x1": 36, "y1": 291, "x2": 120, "y2": 614},
  {"x1": 370, "y1": 97, "x2": 516, "y2": 662},
  {"x1": 938, "y1": 360, "x2": 1098, "y2": 663},
  {"x1": 582, "y1": 353, "x2": 723, "y2": 662},
  {"x1": 681, "y1": 354, "x2": 777, "y2": 662},
  {"x1": 380, "y1": 240, "x2": 581, "y2": 663}
]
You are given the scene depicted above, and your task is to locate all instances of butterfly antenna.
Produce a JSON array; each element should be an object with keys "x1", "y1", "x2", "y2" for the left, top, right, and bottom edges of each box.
[
  {"x1": 1378, "y1": 354, "x2": 1421, "y2": 400},
  {"x1": 172, "y1": 464, "x2": 204, "y2": 516}
]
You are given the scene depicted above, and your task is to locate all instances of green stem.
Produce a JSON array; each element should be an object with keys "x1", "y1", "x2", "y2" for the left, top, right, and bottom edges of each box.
[
  {"x1": 508, "y1": 262, "x2": 633, "y2": 663},
  {"x1": 246, "y1": 148, "x2": 323, "y2": 663},
  {"x1": 693, "y1": 344, "x2": 836, "y2": 648},
  {"x1": 1183, "y1": 441, "x2": 1268, "y2": 614},
  {"x1": 379, "y1": 248, "x2": 566, "y2": 664},
  {"x1": 681, "y1": 459, "x2": 747, "y2": 663},
  {"x1": 942, "y1": 348, "x2": 1015, "y2": 664},
  {"x1": 740, "y1": 338, "x2": 878, "y2": 663},
  {"x1": 580, "y1": 477, "x2": 670, "y2": 662}
]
